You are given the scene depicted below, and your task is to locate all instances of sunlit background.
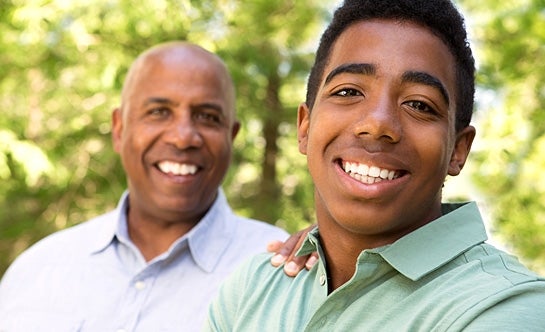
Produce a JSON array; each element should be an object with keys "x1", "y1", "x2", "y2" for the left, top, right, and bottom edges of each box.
[{"x1": 1, "y1": 0, "x2": 544, "y2": 277}]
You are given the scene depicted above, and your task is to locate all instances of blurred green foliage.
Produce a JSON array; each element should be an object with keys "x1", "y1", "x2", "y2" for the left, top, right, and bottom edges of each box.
[
  {"x1": 460, "y1": 0, "x2": 545, "y2": 273},
  {"x1": 0, "y1": 0, "x2": 330, "y2": 276},
  {"x1": 1, "y1": 0, "x2": 544, "y2": 277}
]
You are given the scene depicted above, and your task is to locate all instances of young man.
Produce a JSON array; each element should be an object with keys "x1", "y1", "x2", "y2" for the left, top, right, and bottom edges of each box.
[
  {"x1": 206, "y1": 0, "x2": 545, "y2": 330},
  {"x1": 0, "y1": 42, "x2": 310, "y2": 331}
]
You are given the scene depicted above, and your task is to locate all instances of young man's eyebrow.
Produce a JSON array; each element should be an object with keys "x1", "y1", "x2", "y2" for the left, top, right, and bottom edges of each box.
[
  {"x1": 402, "y1": 71, "x2": 450, "y2": 106},
  {"x1": 323, "y1": 63, "x2": 376, "y2": 85}
]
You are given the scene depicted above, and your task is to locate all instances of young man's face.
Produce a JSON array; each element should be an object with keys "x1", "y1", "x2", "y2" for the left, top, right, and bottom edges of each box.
[
  {"x1": 298, "y1": 20, "x2": 474, "y2": 246},
  {"x1": 112, "y1": 46, "x2": 239, "y2": 225}
]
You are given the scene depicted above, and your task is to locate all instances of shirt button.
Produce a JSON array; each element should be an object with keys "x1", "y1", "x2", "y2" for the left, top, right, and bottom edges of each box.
[
  {"x1": 319, "y1": 274, "x2": 326, "y2": 286},
  {"x1": 135, "y1": 281, "x2": 146, "y2": 290}
]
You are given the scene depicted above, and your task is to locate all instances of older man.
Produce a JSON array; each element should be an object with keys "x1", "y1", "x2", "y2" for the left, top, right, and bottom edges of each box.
[{"x1": 0, "y1": 42, "x2": 294, "y2": 331}]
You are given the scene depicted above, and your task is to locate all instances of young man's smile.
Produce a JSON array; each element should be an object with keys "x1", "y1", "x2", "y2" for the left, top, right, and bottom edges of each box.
[{"x1": 341, "y1": 160, "x2": 401, "y2": 184}]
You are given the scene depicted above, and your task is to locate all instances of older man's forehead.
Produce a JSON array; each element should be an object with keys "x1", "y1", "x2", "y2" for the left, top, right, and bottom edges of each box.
[{"x1": 129, "y1": 47, "x2": 236, "y2": 118}]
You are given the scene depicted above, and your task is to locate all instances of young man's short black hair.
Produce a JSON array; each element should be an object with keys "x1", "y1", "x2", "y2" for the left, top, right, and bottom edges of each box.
[{"x1": 306, "y1": 0, "x2": 475, "y2": 131}]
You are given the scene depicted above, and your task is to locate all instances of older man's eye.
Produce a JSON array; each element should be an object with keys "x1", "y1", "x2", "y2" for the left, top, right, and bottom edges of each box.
[
  {"x1": 195, "y1": 112, "x2": 221, "y2": 124},
  {"x1": 149, "y1": 107, "x2": 170, "y2": 117}
]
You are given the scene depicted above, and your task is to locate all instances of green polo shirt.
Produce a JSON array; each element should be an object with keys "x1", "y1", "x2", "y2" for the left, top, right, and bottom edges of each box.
[{"x1": 205, "y1": 202, "x2": 545, "y2": 331}]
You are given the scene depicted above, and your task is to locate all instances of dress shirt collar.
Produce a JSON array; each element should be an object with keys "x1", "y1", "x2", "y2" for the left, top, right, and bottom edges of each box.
[
  {"x1": 186, "y1": 189, "x2": 235, "y2": 272},
  {"x1": 299, "y1": 202, "x2": 488, "y2": 281},
  {"x1": 89, "y1": 189, "x2": 235, "y2": 273},
  {"x1": 89, "y1": 191, "x2": 128, "y2": 254}
]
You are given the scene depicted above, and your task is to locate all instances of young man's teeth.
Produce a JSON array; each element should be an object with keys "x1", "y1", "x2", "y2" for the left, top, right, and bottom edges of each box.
[
  {"x1": 369, "y1": 166, "x2": 380, "y2": 177},
  {"x1": 158, "y1": 161, "x2": 197, "y2": 175},
  {"x1": 342, "y1": 161, "x2": 397, "y2": 183}
]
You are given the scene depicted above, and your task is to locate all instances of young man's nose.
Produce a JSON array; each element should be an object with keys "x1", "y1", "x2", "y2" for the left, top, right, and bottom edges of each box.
[{"x1": 352, "y1": 98, "x2": 402, "y2": 144}]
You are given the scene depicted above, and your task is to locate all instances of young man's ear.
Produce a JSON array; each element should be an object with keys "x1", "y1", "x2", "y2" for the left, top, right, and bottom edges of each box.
[
  {"x1": 297, "y1": 103, "x2": 310, "y2": 155},
  {"x1": 448, "y1": 125, "x2": 476, "y2": 176}
]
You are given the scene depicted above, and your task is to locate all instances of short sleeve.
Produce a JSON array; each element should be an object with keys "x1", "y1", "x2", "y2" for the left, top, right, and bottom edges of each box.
[{"x1": 458, "y1": 285, "x2": 545, "y2": 331}]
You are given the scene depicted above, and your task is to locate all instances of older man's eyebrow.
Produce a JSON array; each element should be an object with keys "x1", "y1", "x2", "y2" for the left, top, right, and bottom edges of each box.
[
  {"x1": 402, "y1": 71, "x2": 450, "y2": 106},
  {"x1": 143, "y1": 97, "x2": 179, "y2": 107},
  {"x1": 323, "y1": 63, "x2": 376, "y2": 85},
  {"x1": 194, "y1": 102, "x2": 224, "y2": 114}
]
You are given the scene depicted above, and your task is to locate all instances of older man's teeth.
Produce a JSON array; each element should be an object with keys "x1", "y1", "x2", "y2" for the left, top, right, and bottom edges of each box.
[
  {"x1": 342, "y1": 161, "x2": 397, "y2": 183},
  {"x1": 158, "y1": 161, "x2": 197, "y2": 175}
]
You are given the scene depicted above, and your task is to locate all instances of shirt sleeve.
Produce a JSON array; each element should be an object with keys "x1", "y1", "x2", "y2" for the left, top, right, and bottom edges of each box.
[{"x1": 457, "y1": 285, "x2": 545, "y2": 331}]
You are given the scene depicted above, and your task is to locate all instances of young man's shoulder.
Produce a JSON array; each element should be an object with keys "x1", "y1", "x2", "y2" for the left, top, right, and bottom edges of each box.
[
  {"x1": 460, "y1": 242, "x2": 544, "y2": 284},
  {"x1": 418, "y1": 242, "x2": 545, "y2": 330},
  {"x1": 206, "y1": 252, "x2": 307, "y2": 331},
  {"x1": 208, "y1": 252, "x2": 282, "y2": 312}
]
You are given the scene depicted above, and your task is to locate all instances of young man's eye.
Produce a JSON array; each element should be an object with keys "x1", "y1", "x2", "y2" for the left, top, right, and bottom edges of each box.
[
  {"x1": 405, "y1": 100, "x2": 436, "y2": 114},
  {"x1": 333, "y1": 88, "x2": 362, "y2": 97}
]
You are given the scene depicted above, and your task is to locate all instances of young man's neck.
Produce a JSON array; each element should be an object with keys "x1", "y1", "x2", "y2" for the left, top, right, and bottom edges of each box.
[{"x1": 319, "y1": 224, "x2": 411, "y2": 293}]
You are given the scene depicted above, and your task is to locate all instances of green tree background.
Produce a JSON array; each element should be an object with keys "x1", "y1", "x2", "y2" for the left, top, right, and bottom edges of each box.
[
  {"x1": 461, "y1": 0, "x2": 545, "y2": 274},
  {"x1": 0, "y1": 0, "x2": 544, "y2": 277}
]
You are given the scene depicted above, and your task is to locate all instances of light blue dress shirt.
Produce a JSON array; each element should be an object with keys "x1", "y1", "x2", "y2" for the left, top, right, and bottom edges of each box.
[{"x1": 0, "y1": 189, "x2": 288, "y2": 332}]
